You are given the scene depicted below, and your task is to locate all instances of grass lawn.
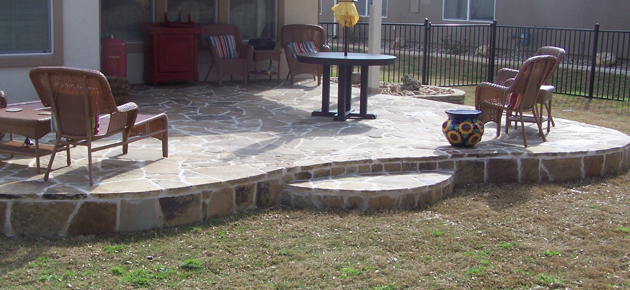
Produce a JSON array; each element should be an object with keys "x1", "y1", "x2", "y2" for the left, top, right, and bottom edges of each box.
[{"x1": 1, "y1": 90, "x2": 630, "y2": 289}]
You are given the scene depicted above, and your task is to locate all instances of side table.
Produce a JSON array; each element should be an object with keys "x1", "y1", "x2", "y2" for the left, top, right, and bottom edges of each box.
[
  {"x1": 250, "y1": 49, "x2": 281, "y2": 84},
  {"x1": 0, "y1": 107, "x2": 68, "y2": 173}
]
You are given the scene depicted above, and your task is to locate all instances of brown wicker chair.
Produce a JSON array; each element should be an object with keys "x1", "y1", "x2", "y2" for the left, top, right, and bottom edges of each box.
[
  {"x1": 0, "y1": 91, "x2": 6, "y2": 109},
  {"x1": 497, "y1": 46, "x2": 566, "y2": 133},
  {"x1": 475, "y1": 55, "x2": 557, "y2": 147},
  {"x1": 29, "y1": 66, "x2": 169, "y2": 186},
  {"x1": 201, "y1": 24, "x2": 254, "y2": 86},
  {"x1": 281, "y1": 24, "x2": 330, "y2": 85},
  {"x1": 0, "y1": 91, "x2": 5, "y2": 139}
]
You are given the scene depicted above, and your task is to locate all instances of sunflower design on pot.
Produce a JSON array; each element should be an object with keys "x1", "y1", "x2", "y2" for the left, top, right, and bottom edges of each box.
[{"x1": 442, "y1": 109, "x2": 485, "y2": 147}]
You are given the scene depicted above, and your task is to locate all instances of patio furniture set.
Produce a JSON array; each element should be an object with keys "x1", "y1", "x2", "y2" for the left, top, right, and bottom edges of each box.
[
  {"x1": 0, "y1": 21, "x2": 565, "y2": 185},
  {"x1": 475, "y1": 46, "x2": 566, "y2": 147},
  {"x1": 0, "y1": 67, "x2": 169, "y2": 186}
]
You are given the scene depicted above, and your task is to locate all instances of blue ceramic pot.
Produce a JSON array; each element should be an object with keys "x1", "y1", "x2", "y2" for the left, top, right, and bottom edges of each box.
[{"x1": 442, "y1": 109, "x2": 484, "y2": 147}]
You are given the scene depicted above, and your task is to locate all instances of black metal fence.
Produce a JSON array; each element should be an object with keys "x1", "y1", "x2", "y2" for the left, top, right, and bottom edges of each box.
[{"x1": 320, "y1": 20, "x2": 630, "y2": 100}]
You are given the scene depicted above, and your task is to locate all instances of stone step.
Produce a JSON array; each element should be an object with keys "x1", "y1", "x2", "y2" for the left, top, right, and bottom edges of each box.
[{"x1": 282, "y1": 171, "x2": 454, "y2": 211}]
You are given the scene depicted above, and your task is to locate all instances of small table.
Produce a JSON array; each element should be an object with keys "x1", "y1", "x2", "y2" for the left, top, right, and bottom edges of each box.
[
  {"x1": 0, "y1": 107, "x2": 62, "y2": 173},
  {"x1": 250, "y1": 49, "x2": 282, "y2": 84},
  {"x1": 296, "y1": 52, "x2": 396, "y2": 121}
]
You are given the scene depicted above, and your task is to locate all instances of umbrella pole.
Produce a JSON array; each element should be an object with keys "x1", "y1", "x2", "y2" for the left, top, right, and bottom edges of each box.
[{"x1": 344, "y1": 27, "x2": 348, "y2": 56}]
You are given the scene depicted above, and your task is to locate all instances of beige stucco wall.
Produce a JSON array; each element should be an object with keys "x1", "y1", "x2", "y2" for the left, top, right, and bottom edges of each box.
[
  {"x1": 0, "y1": 1, "x2": 100, "y2": 104},
  {"x1": 284, "y1": 0, "x2": 319, "y2": 25}
]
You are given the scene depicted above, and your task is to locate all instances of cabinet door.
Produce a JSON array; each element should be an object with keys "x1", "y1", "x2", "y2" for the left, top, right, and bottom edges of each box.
[{"x1": 156, "y1": 34, "x2": 197, "y2": 73}]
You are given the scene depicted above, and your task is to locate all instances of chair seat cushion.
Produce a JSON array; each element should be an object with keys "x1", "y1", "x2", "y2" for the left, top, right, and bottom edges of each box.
[
  {"x1": 208, "y1": 35, "x2": 238, "y2": 59},
  {"x1": 287, "y1": 41, "x2": 318, "y2": 58}
]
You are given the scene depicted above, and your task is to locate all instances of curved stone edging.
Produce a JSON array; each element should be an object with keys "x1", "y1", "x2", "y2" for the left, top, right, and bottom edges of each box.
[
  {"x1": 2, "y1": 144, "x2": 629, "y2": 236},
  {"x1": 414, "y1": 87, "x2": 466, "y2": 104}
]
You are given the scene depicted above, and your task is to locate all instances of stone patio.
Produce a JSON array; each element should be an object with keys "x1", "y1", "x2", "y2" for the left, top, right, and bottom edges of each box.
[{"x1": 1, "y1": 80, "x2": 629, "y2": 236}]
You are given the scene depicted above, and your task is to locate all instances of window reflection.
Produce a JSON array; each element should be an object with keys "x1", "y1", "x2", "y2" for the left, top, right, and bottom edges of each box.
[
  {"x1": 229, "y1": 0, "x2": 276, "y2": 40},
  {"x1": 167, "y1": 0, "x2": 215, "y2": 25},
  {"x1": 101, "y1": 0, "x2": 154, "y2": 43}
]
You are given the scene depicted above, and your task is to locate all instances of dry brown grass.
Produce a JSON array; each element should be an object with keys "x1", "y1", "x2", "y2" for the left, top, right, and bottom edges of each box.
[{"x1": 1, "y1": 91, "x2": 630, "y2": 289}]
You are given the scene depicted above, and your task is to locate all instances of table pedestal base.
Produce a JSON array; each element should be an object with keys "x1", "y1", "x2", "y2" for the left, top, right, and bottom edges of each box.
[{"x1": 296, "y1": 52, "x2": 396, "y2": 121}]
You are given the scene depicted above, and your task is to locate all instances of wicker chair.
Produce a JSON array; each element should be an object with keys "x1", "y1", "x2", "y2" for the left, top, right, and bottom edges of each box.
[
  {"x1": 497, "y1": 46, "x2": 566, "y2": 133},
  {"x1": 0, "y1": 91, "x2": 6, "y2": 109},
  {"x1": 475, "y1": 55, "x2": 557, "y2": 147},
  {"x1": 0, "y1": 91, "x2": 5, "y2": 139},
  {"x1": 281, "y1": 24, "x2": 330, "y2": 85},
  {"x1": 201, "y1": 24, "x2": 254, "y2": 86},
  {"x1": 29, "y1": 66, "x2": 169, "y2": 186}
]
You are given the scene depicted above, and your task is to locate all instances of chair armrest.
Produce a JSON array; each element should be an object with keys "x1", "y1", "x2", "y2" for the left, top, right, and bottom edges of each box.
[
  {"x1": 496, "y1": 68, "x2": 518, "y2": 85},
  {"x1": 320, "y1": 45, "x2": 330, "y2": 52},
  {"x1": 241, "y1": 44, "x2": 255, "y2": 61},
  {"x1": 0, "y1": 91, "x2": 6, "y2": 109},
  {"x1": 107, "y1": 102, "x2": 139, "y2": 134},
  {"x1": 474, "y1": 82, "x2": 510, "y2": 110},
  {"x1": 503, "y1": 78, "x2": 516, "y2": 87}
]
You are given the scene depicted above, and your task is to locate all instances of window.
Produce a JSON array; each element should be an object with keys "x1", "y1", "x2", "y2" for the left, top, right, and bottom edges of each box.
[
  {"x1": 0, "y1": 0, "x2": 52, "y2": 54},
  {"x1": 337, "y1": 0, "x2": 388, "y2": 18},
  {"x1": 101, "y1": 0, "x2": 154, "y2": 43},
  {"x1": 167, "y1": 0, "x2": 216, "y2": 26},
  {"x1": 443, "y1": 0, "x2": 494, "y2": 21},
  {"x1": 0, "y1": 0, "x2": 62, "y2": 67},
  {"x1": 229, "y1": 0, "x2": 276, "y2": 40}
]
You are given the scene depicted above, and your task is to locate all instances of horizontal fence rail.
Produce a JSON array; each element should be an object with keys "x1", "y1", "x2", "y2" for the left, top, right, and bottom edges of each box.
[{"x1": 320, "y1": 21, "x2": 630, "y2": 101}]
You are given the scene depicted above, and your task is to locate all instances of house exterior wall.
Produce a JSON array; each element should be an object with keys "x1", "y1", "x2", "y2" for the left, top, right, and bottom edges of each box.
[
  {"x1": 284, "y1": 0, "x2": 319, "y2": 25},
  {"x1": 321, "y1": 0, "x2": 630, "y2": 31},
  {"x1": 0, "y1": 0, "x2": 100, "y2": 104}
]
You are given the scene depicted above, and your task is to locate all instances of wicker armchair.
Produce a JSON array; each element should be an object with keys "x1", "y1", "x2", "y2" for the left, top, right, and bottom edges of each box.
[
  {"x1": 496, "y1": 46, "x2": 566, "y2": 133},
  {"x1": 0, "y1": 91, "x2": 6, "y2": 109},
  {"x1": 201, "y1": 24, "x2": 254, "y2": 86},
  {"x1": 475, "y1": 55, "x2": 557, "y2": 147},
  {"x1": 0, "y1": 91, "x2": 5, "y2": 139},
  {"x1": 29, "y1": 66, "x2": 169, "y2": 186},
  {"x1": 281, "y1": 24, "x2": 330, "y2": 85}
]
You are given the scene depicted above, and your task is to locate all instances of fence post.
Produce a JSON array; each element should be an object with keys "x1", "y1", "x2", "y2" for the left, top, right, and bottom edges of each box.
[
  {"x1": 588, "y1": 23, "x2": 600, "y2": 99},
  {"x1": 422, "y1": 18, "x2": 430, "y2": 85},
  {"x1": 487, "y1": 20, "x2": 497, "y2": 83}
]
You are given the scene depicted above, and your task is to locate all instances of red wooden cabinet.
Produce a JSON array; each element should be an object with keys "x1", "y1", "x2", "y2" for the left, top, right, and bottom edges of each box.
[{"x1": 142, "y1": 23, "x2": 202, "y2": 84}]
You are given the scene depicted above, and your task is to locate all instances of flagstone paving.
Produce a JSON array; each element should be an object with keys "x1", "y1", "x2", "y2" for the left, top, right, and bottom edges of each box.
[{"x1": 1, "y1": 80, "x2": 629, "y2": 236}]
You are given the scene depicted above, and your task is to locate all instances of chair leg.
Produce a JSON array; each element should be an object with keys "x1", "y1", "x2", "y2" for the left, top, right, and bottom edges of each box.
[
  {"x1": 162, "y1": 132, "x2": 169, "y2": 158},
  {"x1": 505, "y1": 110, "x2": 512, "y2": 134},
  {"x1": 66, "y1": 145, "x2": 71, "y2": 166},
  {"x1": 495, "y1": 109, "x2": 503, "y2": 137},
  {"x1": 204, "y1": 62, "x2": 215, "y2": 82},
  {"x1": 44, "y1": 136, "x2": 62, "y2": 181},
  {"x1": 532, "y1": 108, "x2": 547, "y2": 142},
  {"x1": 546, "y1": 100, "x2": 555, "y2": 131},
  {"x1": 519, "y1": 113, "x2": 528, "y2": 148},
  {"x1": 243, "y1": 63, "x2": 248, "y2": 85},
  {"x1": 87, "y1": 142, "x2": 94, "y2": 186},
  {"x1": 123, "y1": 129, "x2": 130, "y2": 155}
]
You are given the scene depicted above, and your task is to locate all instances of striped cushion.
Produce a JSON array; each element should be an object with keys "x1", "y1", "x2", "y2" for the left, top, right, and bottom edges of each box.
[
  {"x1": 208, "y1": 35, "x2": 238, "y2": 59},
  {"x1": 287, "y1": 41, "x2": 318, "y2": 58},
  {"x1": 506, "y1": 92, "x2": 521, "y2": 110}
]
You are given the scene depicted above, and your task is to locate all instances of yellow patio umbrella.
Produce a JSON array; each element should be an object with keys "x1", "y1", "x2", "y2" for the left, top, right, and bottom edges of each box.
[
  {"x1": 332, "y1": 0, "x2": 360, "y2": 56},
  {"x1": 332, "y1": 0, "x2": 360, "y2": 28}
]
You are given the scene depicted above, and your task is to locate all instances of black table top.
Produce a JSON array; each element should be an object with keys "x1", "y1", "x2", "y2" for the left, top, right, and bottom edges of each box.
[{"x1": 296, "y1": 52, "x2": 396, "y2": 66}]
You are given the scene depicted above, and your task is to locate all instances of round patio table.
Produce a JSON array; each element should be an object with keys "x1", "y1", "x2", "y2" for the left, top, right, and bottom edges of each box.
[{"x1": 297, "y1": 52, "x2": 396, "y2": 121}]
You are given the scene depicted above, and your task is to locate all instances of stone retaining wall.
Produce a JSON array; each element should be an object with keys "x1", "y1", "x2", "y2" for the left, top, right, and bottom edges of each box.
[{"x1": 1, "y1": 145, "x2": 629, "y2": 236}]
